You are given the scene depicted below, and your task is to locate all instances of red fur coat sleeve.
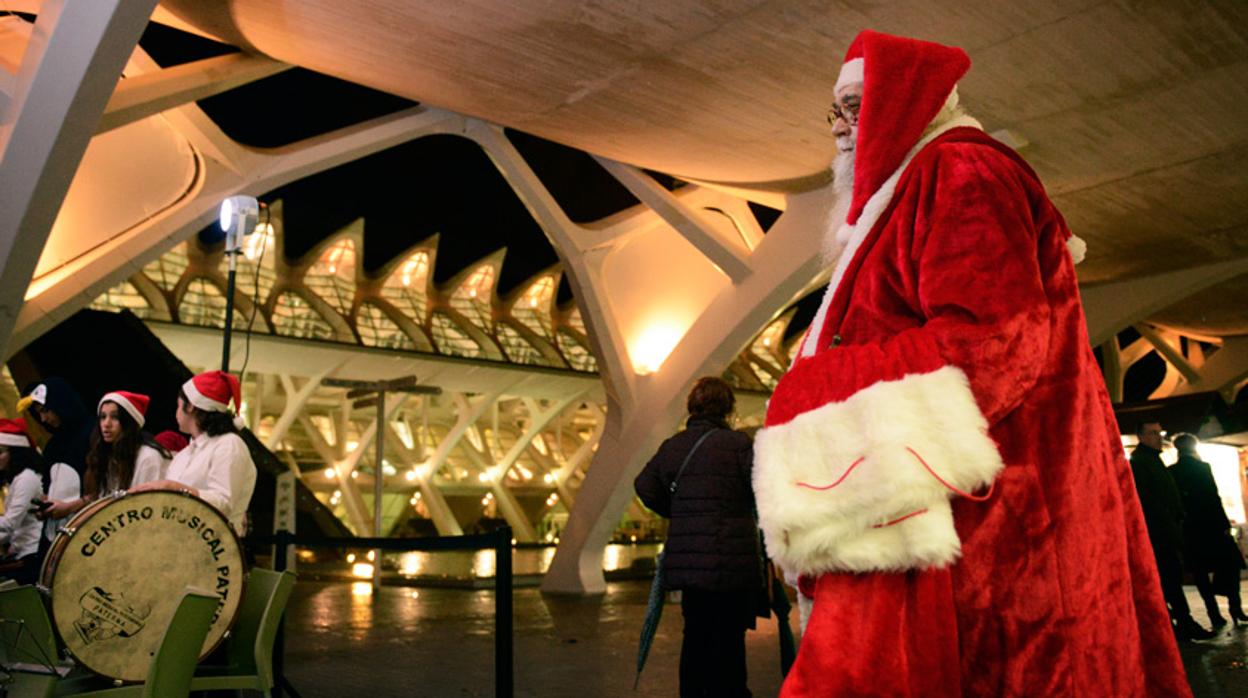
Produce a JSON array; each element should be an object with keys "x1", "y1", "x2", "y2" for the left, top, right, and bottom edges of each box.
[{"x1": 754, "y1": 143, "x2": 1063, "y2": 575}]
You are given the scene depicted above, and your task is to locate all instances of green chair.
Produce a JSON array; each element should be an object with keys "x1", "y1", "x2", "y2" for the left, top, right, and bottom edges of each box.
[
  {"x1": 0, "y1": 584, "x2": 68, "y2": 698},
  {"x1": 55, "y1": 588, "x2": 219, "y2": 698},
  {"x1": 0, "y1": 578, "x2": 20, "y2": 591},
  {"x1": 188, "y1": 568, "x2": 296, "y2": 698}
]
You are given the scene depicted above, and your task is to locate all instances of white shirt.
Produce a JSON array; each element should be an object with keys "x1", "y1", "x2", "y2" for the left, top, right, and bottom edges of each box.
[
  {"x1": 1, "y1": 469, "x2": 43, "y2": 558},
  {"x1": 43, "y1": 462, "x2": 81, "y2": 543},
  {"x1": 165, "y1": 432, "x2": 255, "y2": 535},
  {"x1": 127, "y1": 444, "x2": 168, "y2": 490}
]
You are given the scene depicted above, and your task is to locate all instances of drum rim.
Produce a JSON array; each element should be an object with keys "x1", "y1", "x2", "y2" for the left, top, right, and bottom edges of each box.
[{"x1": 39, "y1": 489, "x2": 248, "y2": 683}]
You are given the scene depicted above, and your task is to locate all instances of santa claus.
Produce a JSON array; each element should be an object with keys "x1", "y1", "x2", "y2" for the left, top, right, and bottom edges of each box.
[{"x1": 754, "y1": 30, "x2": 1191, "y2": 696}]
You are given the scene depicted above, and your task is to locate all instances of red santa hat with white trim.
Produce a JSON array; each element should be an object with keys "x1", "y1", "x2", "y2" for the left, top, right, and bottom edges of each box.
[
  {"x1": 99, "y1": 391, "x2": 150, "y2": 428},
  {"x1": 183, "y1": 371, "x2": 243, "y2": 425},
  {"x1": 831, "y1": 30, "x2": 1085, "y2": 262},
  {"x1": 835, "y1": 30, "x2": 970, "y2": 227},
  {"x1": 0, "y1": 418, "x2": 33, "y2": 448}
]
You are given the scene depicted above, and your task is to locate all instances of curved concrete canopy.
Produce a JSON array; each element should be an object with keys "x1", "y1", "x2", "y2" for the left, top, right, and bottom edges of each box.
[{"x1": 157, "y1": 1, "x2": 1248, "y2": 293}]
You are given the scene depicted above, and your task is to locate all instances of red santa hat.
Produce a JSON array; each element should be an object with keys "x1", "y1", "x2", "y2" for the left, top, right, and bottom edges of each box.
[
  {"x1": 99, "y1": 391, "x2": 150, "y2": 428},
  {"x1": 154, "y1": 430, "x2": 189, "y2": 453},
  {"x1": 0, "y1": 418, "x2": 32, "y2": 448},
  {"x1": 835, "y1": 30, "x2": 970, "y2": 226},
  {"x1": 183, "y1": 370, "x2": 242, "y2": 416}
]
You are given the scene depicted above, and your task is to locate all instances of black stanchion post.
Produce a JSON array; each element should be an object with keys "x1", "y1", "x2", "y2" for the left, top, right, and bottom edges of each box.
[
  {"x1": 495, "y1": 527, "x2": 513, "y2": 698},
  {"x1": 273, "y1": 529, "x2": 290, "y2": 698}
]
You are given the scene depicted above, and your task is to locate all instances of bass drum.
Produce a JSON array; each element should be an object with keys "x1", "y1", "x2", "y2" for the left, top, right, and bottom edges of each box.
[{"x1": 40, "y1": 490, "x2": 245, "y2": 682}]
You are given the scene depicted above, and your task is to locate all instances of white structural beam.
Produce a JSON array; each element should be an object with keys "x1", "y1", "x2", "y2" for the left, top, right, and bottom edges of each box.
[
  {"x1": 268, "y1": 369, "x2": 337, "y2": 450},
  {"x1": 1101, "y1": 337, "x2": 1124, "y2": 404},
  {"x1": 0, "y1": 0, "x2": 158, "y2": 359},
  {"x1": 552, "y1": 405, "x2": 605, "y2": 505},
  {"x1": 412, "y1": 389, "x2": 512, "y2": 536},
  {"x1": 1082, "y1": 258, "x2": 1248, "y2": 347},
  {"x1": 339, "y1": 393, "x2": 407, "y2": 480},
  {"x1": 382, "y1": 422, "x2": 459, "y2": 536},
  {"x1": 481, "y1": 395, "x2": 582, "y2": 542},
  {"x1": 298, "y1": 412, "x2": 370, "y2": 534},
  {"x1": 462, "y1": 438, "x2": 539, "y2": 543},
  {"x1": 540, "y1": 185, "x2": 832, "y2": 592},
  {"x1": 1172, "y1": 336, "x2": 1248, "y2": 399},
  {"x1": 10, "y1": 105, "x2": 463, "y2": 357},
  {"x1": 485, "y1": 395, "x2": 583, "y2": 483},
  {"x1": 467, "y1": 120, "x2": 638, "y2": 406},
  {"x1": 594, "y1": 156, "x2": 753, "y2": 282},
  {"x1": 1135, "y1": 324, "x2": 1200, "y2": 385},
  {"x1": 99, "y1": 52, "x2": 292, "y2": 134}
]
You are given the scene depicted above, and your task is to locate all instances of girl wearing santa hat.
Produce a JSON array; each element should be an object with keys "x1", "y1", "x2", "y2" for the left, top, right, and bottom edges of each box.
[
  {"x1": 39, "y1": 391, "x2": 170, "y2": 520},
  {"x1": 0, "y1": 419, "x2": 45, "y2": 584},
  {"x1": 131, "y1": 371, "x2": 256, "y2": 536}
]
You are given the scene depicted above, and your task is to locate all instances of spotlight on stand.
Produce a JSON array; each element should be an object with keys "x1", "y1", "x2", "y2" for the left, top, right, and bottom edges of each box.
[
  {"x1": 216, "y1": 195, "x2": 266, "y2": 374},
  {"x1": 219, "y1": 195, "x2": 261, "y2": 250}
]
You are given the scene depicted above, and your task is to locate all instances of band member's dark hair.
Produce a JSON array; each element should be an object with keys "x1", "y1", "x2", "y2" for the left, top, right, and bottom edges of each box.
[
  {"x1": 85, "y1": 401, "x2": 145, "y2": 498},
  {"x1": 179, "y1": 390, "x2": 239, "y2": 437},
  {"x1": 0, "y1": 444, "x2": 40, "y2": 486}
]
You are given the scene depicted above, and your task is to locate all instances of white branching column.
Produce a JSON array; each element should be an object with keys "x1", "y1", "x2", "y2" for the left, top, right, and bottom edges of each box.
[{"x1": 467, "y1": 117, "x2": 835, "y2": 593}]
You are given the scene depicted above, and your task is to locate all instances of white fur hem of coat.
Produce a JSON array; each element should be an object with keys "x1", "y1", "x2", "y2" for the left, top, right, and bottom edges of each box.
[{"x1": 754, "y1": 366, "x2": 1004, "y2": 575}]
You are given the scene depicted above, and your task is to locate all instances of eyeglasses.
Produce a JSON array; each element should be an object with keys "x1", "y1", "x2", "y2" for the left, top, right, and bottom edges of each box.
[{"x1": 827, "y1": 99, "x2": 861, "y2": 127}]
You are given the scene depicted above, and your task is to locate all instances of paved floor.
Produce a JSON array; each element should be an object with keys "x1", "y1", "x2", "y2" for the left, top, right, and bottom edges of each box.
[{"x1": 282, "y1": 580, "x2": 1248, "y2": 697}]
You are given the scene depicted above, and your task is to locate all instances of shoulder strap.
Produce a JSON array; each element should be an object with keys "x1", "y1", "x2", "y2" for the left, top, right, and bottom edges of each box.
[{"x1": 669, "y1": 428, "x2": 719, "y2": 497}]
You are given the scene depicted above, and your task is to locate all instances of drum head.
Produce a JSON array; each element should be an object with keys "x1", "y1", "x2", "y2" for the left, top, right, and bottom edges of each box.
[{"x1": 41, "y1": 491, "x2": 245, "y2": 682}]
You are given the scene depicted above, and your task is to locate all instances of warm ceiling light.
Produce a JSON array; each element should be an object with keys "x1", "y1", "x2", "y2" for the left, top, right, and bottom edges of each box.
[{"x1": 632, "y1": 323, "x2": 684, "y2": 375}]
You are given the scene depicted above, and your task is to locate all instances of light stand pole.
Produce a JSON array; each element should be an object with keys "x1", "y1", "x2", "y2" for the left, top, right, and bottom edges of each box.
[
  {"x1": 221, "y1": 237, "x2": 241, "y2": 372},
  {"x1": 217, "y1": 195, "x2": 262, "y2": 373}
]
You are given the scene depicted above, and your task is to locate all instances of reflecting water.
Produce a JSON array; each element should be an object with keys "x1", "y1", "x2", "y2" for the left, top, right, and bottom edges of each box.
[{"x1": 388, "y1": 543, "x2": 659, "y2": 579}]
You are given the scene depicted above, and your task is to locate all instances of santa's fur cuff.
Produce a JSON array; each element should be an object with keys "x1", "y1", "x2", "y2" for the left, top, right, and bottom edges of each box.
[{"x1": 754, "y1": 366, "x2": 1004, "y2": 574}]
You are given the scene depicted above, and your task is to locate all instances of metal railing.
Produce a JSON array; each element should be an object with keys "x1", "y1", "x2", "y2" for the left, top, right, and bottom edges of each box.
[{"x1": 263, "y1": 527, "x2": 514, "y2": 698}]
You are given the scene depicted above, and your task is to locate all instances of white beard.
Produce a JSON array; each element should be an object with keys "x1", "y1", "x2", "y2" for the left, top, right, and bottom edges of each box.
[{"x1": 820, "y1": 148, "x2": 855, "y2": 266}]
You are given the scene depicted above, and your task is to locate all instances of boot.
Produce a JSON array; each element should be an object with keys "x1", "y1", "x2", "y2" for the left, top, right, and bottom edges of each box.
[
  {"x1": 1204, "y1": 599, "x2": 1228, "y2": 628},
  {"x1": 1197, "y1": 578, "x2": 1227, "y2": 627},
  {"x1": 1174, "y1": 617, "x2": 1217, "y2": 641},
  {"x1": 1229, "y1": 594, "x2": 1248, "y2": 626}
]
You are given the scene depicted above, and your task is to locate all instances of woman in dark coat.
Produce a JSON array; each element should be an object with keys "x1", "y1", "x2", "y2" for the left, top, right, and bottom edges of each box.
[
  {"x1": 1170, "y1": 433, "x2": 1247, "y2": 626},
  {"x1": 634, "y1": 376, "x2": 761, "y2": 698}
]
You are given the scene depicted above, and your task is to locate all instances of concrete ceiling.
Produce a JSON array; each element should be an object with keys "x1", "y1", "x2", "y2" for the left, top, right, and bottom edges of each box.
[{"x1": 158, "y1": 0, "x2": 1248, "y2": 331}]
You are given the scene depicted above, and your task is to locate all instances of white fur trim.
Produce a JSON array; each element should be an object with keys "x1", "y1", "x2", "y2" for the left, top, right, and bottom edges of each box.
[
  {"x1": 754, "y1": 366, "x2": 1003, "y2": 574},
  {"x1": 30, "y1": 384, "x2": 46, "y2": 405},
  {"x1": 99, "y1": 392, "x2": 144, "y2": 428},
  {"x1": 183, "y1": 377, "x2": 230, "y2": 413},
  {"x1": 836, "y1": 57, "x2": 863, "y2": 91},
  {"x1": 799, "y1": 110, "x2": 983, "y2": 358},
  {"x1": 0, "y1": 433, "x2": 30, "y2": 447},
  {"x1": 1067, "y1": 234, "x2": 1086, "y2": 264}
]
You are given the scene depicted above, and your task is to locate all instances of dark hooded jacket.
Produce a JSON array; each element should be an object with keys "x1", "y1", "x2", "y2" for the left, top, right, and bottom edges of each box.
[
  {"x1": 28, "y1": 377, "x2": 92, "y2": 479},
  {"x1": 634, "y1": 416, "x2": 762, "y2": 592}
]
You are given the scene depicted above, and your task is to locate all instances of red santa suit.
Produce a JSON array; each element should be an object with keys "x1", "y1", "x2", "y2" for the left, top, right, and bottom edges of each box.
[{"x1": 754, "y1": 31, "x2": 1190, "y2": 697}]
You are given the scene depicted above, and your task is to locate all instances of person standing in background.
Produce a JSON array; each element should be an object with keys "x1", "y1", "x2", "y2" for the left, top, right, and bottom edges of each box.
[
  {"x1": 1130, "y1": 422, "x2": 1215, "y2": 640},
  {"x1": 635, "y1": 377, "x2": 760, "y2": 698},
  {"x1": 1170, "y1": 433, "x2": 1247, "y2": 627}
]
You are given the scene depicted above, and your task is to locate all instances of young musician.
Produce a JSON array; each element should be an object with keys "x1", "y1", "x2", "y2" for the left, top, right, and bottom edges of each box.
[
  {"x1": 40, "y1": 391, "x2": 169, "y2": 519},
  {"x1": 0, "y1": 419, "x2": 44, "y2": 584},
  {"x1": 131, "y1": 371, "x2": 256, "y2": 536}
]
